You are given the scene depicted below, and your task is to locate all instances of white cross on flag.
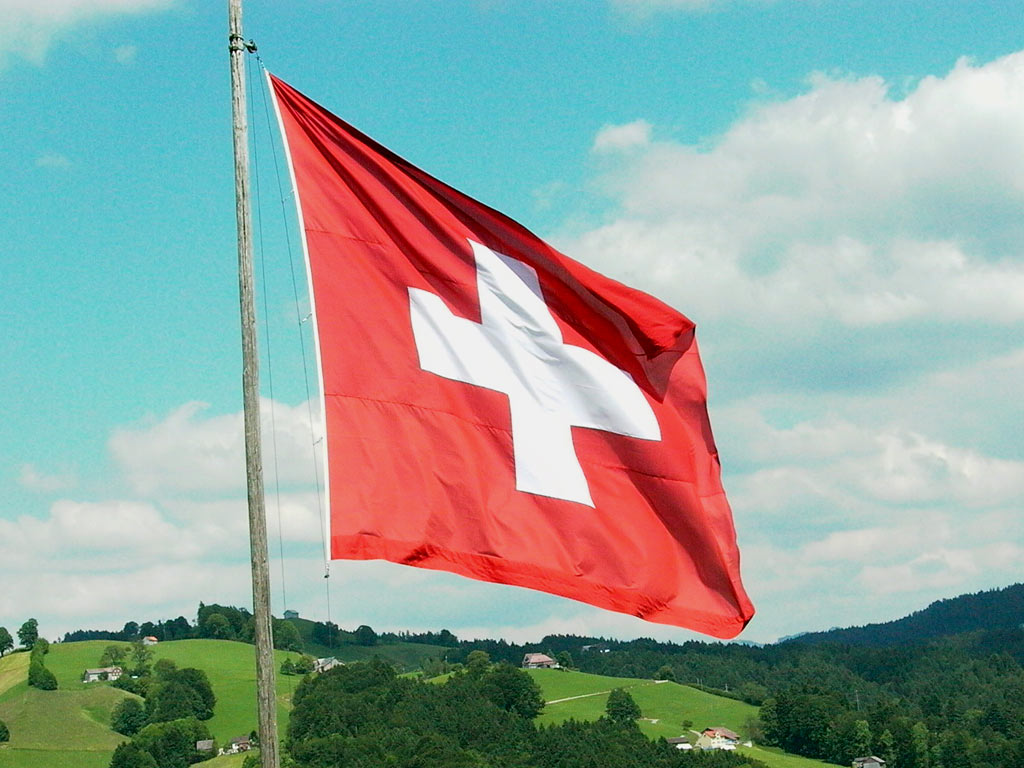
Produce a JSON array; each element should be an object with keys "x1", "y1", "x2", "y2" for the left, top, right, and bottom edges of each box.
[{"x1": 270, "y1": 75, "x2": 754, "y2": 638}]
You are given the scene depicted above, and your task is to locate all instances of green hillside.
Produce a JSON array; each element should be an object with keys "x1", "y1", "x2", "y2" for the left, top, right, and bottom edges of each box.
[
  {"x1": 0, "y1": 639, "x2": 303, "y2": 768},
  {"x1": 0, "y1": 645, "x2": 836, "y2": 768},
  {"x1": 529, "y1": 668, "x2": 833, "y2": 768},
  {"x1": 287, "y1": 618, "x2": 449, "y2": 671}
]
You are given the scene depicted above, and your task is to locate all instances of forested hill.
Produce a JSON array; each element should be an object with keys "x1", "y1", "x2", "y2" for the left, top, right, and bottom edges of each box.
[{"x1": 781, "y1": 582, "x2": 1024, "y2": 648}]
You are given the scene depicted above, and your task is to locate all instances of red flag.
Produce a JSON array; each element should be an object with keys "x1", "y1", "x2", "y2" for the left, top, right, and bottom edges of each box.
[{"x1": 270, "y1": 74, "x2": 754, "y2": 638}]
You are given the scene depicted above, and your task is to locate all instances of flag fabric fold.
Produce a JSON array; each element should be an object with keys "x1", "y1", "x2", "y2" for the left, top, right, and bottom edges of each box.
[{"x1": 269, "y1": 73, "x2": 754, "y2": 638}]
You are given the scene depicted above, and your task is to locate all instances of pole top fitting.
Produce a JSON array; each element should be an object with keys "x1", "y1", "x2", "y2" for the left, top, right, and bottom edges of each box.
[{"x1": 229, "y1": 33, "x2": 257, "y2": 53}]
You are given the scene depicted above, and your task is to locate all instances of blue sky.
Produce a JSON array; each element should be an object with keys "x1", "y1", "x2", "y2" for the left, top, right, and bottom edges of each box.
[{"x1": 1, "y1": 0, "x2": 1022, "y2": 645}]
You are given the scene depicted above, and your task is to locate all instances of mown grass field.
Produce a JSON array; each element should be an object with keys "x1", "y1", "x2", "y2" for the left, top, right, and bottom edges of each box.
[
  {"x1": 529, "y1": 669, "x2": 834, "y2": 768},
  {"x1": 0, "y1": 655, "x2": 29, "y2": 702}
]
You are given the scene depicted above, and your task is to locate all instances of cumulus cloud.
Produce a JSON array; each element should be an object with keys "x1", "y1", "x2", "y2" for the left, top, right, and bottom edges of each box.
[
  {"x1": 593, "y1": 120, "x2": 653, "y2": 153},
  {"x1": 109, "y1": 399, "x2": 323, "y2": 495},
  {"x1": 0, "y1": 0, "x2": 174, "y2": 67},
  {"x1": 566, "y1": 53, "x2": 1024, "y2": 338}
]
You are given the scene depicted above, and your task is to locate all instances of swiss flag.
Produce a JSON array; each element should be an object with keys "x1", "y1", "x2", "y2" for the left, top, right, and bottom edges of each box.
[{"x1": 269, "y1": 75, "x2": 754, "y2": 638}]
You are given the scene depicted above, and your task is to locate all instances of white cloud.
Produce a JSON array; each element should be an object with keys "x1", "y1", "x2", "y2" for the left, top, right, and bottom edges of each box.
[
  {"x1": 593, "y1": 120, "x2": 653, "y2": 153},
  {"x1": 0, "y1": 0, "x2": 174, "y2": 66},
  {"x1": 109, "y1": 399, "x2": 323, "y2": 495},
  {"x1": 565, "y1": 53, "x2": 1024, "y2": 334}
]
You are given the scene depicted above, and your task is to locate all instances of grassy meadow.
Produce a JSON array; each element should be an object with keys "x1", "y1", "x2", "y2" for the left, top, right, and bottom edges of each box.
[
  {"x1": 528, "y1": 668, "x2": 834, "y2": 768},
  {"x1": 0, "y1": 639, "x2": 304, "y2": 768}
]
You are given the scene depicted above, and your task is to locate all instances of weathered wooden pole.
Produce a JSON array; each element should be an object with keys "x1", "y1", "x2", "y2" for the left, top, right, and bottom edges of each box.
[{"x1": 227, "y1": 2, "x2": 280, "y2": 767}]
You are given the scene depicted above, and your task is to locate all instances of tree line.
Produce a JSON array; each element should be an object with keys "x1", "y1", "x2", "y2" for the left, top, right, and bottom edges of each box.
[{"x1": 62, "y1": 603, "x2": 303, "y2": 652}]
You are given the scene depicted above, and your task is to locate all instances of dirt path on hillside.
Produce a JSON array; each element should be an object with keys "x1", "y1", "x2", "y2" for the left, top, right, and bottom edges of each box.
[{"x1": 546, "y1": 679, "x2": 665, "y2": 705}]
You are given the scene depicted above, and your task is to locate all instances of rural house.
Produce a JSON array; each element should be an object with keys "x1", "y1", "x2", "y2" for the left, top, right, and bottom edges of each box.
[
  {"x1": 696, "y1": 726, "x2": 740, "y2": 751},
  {"x1": 82, "y1": 666, "x2": 122, "y2": 683},
  {"x1": 283, "y1": 609, "x2": 299, "y2": 620},
  {"x1": 223, "y1": 736, "x2": 251, "y2": 754},
  {"x1": 521, "y1": 653, "x2": 558, "y2": 669},
  {"x1": 142, "y1": 636, "x2": 159, "y2": 646},
  {"x1": 853, "y1": 758, "x2": 886, "y2": 768},
  {"x1": 314, "y1": 657, "x2": 341, "y2": 674}
]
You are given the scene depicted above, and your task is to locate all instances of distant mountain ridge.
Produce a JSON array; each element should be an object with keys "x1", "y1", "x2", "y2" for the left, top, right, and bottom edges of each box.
[{"x1": 782, "y1": 582, "x2": 1024, "y2": 647}]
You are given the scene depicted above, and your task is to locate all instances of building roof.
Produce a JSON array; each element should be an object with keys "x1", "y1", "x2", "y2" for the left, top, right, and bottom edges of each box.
[
  {"x1": 84, "y1": 667, "x2": 121, "y2": 675},
  {"x1": 703, "y1": 727, "x2": 741, "y2": 741},
  {"x1": 523, "y1": 653, "x2": 556, "y2": 664}
]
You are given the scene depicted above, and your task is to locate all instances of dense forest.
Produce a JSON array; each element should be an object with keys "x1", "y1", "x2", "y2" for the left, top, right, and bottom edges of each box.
[{"x1": 781, "y1": 583, "x2": 1024, "y2": 648}]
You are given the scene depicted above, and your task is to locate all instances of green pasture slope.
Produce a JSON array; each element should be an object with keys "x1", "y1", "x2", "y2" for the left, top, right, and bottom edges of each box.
[
  {"x1": 287, "y1": 618, "x2": 449, "y2": 671},
  {"x1": 529, "y1": 669, "x2": 833, "y2": 768},
  {"x1": 0, "y1": 639, "x2": 303, "y2": 768}
]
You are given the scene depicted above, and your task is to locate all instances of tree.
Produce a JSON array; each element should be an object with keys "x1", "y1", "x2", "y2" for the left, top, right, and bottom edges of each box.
[
  {"x1": 132, "y1": 717, "x2": 211, "y2": 768},
  {"x1": 878, "y1": 728, "x2": 896, "y2": 767},
  {"x1": 466, "y1": 650, "x2": 491, "y2": 677},
  {"x1": 152, "y1": 658, "x2": 177, "y2": 680},
  {"x1": 17, "y1": 618, "x2": 38, "y2": 650},
  {"x1": 147, "y1": 668, "x2": 216, "y2": 723},
  {"x1": 173, "y1": 668, "x2": 215, "y2": 719},
  {"x1": 605, "y1": 688, "x2": 641, "y2": 725},
  {"x1": 911, "y1": 721, "x2": 931, "y2": 768},
  {"x1": 109, "y1": 741, "x2": 157, "y2": 768},
  {"x1": 851, "y1": 719, "x2": 873, "y2": 762},
  {"x1": 272, "y1": 618, "x2": 303, "y2": 652},
  {"x1": 100, "y1": 645, "x2": 131, "y2": 667},
  {"x1": 0, "y1": 627, "x2": 12, "y2": 657},
  {"x1": 557, "y1": 650, "x2": 574, "y2": 670},
  {"x1": 655, "y1": 664, "x2": 675, "y2": 682},
  {"x1": 312, "y1": 620, "x2": 342, "y2": 648},
  {"x1": 280, "y1": 658, "x2": 296, "y2": 676},
  {"x1": 129, "y1": 639, "x2": 153, "y2": 676},
  {"x1": 122, "y1": 621, "x2": 140, "y2": 640},
  {"x1": 199, "y1": 612, "x2": 234, "y2": 640},
  {"x1": 163, "y1": 616, "x2": 192, "y2": 641},
  {"x1": 740, "y1": 681, "x2": 769, "y2": 705},
  {"x1": 111, "y1": 697, "x2": 149, "y2": 736},
  {"x1": 480, "y1": 663, "x2": 544, "y2": 719},
  {"x1": 0, "y1": 718, "x2": 9, "y2": 742},
  {"x1": 28, "y1": 661, "x2": 56, "y2": 690},
  {"x1": 353, "y1": 624, "x2": 377, "y2": 647}
]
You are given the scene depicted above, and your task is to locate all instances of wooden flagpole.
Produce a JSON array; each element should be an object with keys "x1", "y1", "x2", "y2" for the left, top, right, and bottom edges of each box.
[{"x1": 228, "y1": 2, "x2": 281, "y2": 767}]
